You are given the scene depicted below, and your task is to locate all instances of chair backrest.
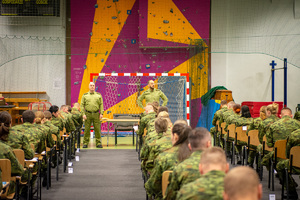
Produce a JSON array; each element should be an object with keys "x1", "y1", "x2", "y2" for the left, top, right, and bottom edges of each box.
[
  {"x1": 221, "y1": 122, "x2": 226, "y2": 135},
  {"x1": 274, "y1": 139, "x2": 287, "y2": 159},
  {"x1": 227, "y1": 124, "x2": 236, "y2": 138},
  {"x1": 290, "y1": 146, "x2": 300, "y2": 168},
  {"x1": 236, "y1": 127, "x2": 248, "y2": 142},
  {"x1": 12, "y1": 149, "x2": 25, "y2": 167},
  {"x1": 248, "y1": 130, "x2": 260, "y2": 146},
  {"x1": 262, "y1": 135, "x2": 273, "y2": 151},
  {"x1": 162, "y1": 170, "x2": 172, "y2": 198},
  {"x1": 216, "y1": 120, "x2": 221, "y2": 132},
  {"x1": 0, "y1": 159, "x2": 11, "y2": 182},
  {"x1": 113, "y1": 114, "x2": 140, "y2": 129}
]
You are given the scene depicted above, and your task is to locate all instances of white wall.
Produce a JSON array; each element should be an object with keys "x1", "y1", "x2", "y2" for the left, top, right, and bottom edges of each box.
[
  {"x1": 211, "y1": 0, "x2": 300, "y2": 112},
  {"x1": 0, "y1": 1, "x2": 66, "y2": 106}
]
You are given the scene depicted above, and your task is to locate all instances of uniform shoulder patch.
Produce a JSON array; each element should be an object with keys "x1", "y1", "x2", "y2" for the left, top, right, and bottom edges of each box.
[{"x1": 83, "y1": 93, "x2": 88, "y2": 95}]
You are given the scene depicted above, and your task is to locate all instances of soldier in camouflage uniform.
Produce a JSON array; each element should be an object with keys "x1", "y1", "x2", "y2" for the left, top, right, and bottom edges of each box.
[
  {"x1": 145, "y1": 125, "x2": 192, "y2": 199},
  {"x1": 261, "y1": 108, "x2": 300, "y2": 168},
  {"x1": 165, "y1": 127, "x2": 212, "y2": 200},
  {"x1": 176, "y1": 147, "x2": 229, "y2": 200},
  {"x1": 34, "y1": 111, "x2": 55, "y2": 149},
  {"x1": 12, "y1": 110, "x2": 45, "y2": 154},
  {"x1": 223, "y1": 166, "x2": 262, "y2": 200},
  {"x1": 60, "y1": 105, "x2": 76, "y2": 134},
  {"x1": 210, "y1": 100, "x2": 228, "y2": 145},
  {"x1": 141, "y1": 117, "x2": 169, "y2": 178},
  {"x1": 80, "y1": 82, "x2": 104, "y2": 148},
  {"x1": 137, "y1": 80, "x2": 168, "y2": 109},
  {"x1": 246, "y1": 106, "x2": 266, "y2": 166},
  {"x1": 218, "y1": 101, "x2": 235, "y2": 148},
  {"x1": 6, "y1": 128, "x2": 34, "y2": 160},
  {"x1": 0, "y1": 111, "x2": 27, "y2": 196},
  {"x1": 44, "y1": 111, "x2": 61, "y2": 148},
  {"x1": 49, "y1": 105, "x2": 64, "y2": 132},
  {"x1": 276, "y1": 129, "x2": 300, "y2": 199},
  {"x1": 137, "y1": 104, "x2": 157, "y2": 136},
  {"x1": 294, "y1": 111, "x2": 300, "y2": 121}
]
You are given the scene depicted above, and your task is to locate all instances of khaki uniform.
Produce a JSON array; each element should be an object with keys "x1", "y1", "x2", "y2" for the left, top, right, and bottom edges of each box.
[
  {"x1": 137, "y1": 88, "x2": 168, "y2": 108},
  {"x1": 80, "y1": 91, "x2": 104, "y2": 146}
]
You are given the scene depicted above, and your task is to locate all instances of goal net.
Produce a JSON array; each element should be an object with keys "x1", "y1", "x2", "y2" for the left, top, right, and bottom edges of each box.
[{"x1": 90, "y1": 73, "x2": 190, "y2": 131}]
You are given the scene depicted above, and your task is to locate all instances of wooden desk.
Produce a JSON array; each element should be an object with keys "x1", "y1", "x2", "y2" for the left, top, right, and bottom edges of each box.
[
  {"x1": 101, "y1": 118, "x2": 140, "y2": 147},
  {"x1": 0, "y1": 91, "x2": 46, "y2": 94}
]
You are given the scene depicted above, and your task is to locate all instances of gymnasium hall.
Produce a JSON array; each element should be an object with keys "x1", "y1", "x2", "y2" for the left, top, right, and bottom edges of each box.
[{"x1": 0, "y1": 0, "x2": 300, "y2": 200}]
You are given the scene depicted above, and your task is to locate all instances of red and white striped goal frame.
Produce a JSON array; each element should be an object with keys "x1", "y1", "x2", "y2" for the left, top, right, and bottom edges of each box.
[{"x1": 90, "y1": 72, "x2": 190, "y2": 125}]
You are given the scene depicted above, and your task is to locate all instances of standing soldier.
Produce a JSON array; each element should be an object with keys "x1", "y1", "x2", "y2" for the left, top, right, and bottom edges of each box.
[
  {"x1": 137, "y1": 80, "x2": 168, "y2": 109},
  {"x1": 80, "y1": 82, "x2": 104, "y2": 148}
]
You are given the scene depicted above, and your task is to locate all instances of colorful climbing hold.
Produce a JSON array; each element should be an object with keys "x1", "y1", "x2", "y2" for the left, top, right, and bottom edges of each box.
[
  {"x1": 83, "y1": 65, "x2": 87, "y2": 70},
  {"x1": 94, "y1": 4, "x2": 98, "y2": 8}
]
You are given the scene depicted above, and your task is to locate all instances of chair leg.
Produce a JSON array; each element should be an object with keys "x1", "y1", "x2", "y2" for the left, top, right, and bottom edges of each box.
[
  {"x1": 132, "y1": 129, "x2": 135, "y2": 145},
  {"x1": 56, "y1": 150, "x2": 59, "y2": 181},
  {"x1": 115, "y1": 129, "x2": 117, "y2": 145},
  {"x1": 268, "y1": 158, "x2": 272, "y2": 189},
  {"x1": 286, "y1": 168, "x2": 289, "y2": 200}
]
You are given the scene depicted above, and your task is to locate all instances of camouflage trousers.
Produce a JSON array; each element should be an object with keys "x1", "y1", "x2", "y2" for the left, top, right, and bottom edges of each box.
[
  {"x1": 210, "y1": 127, "x2": 223, "y2": 148},
  {"x1": 276, "y1": 159, "x2": 299, "y2": 192}
]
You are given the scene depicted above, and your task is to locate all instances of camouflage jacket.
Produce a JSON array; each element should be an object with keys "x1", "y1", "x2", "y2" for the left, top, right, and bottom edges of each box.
[
  {"x1": 51, "y1": 115, "x2": 64, "y2": 131},
  {"x1": 71, "y1": 107, "x2": 83, "y2": 128},
  {"x1": 224, "y1": 113, "x2": 240, "y2": 131},
  {"x1": 0, "y1": 141, "x2": 24, "y2": 176},
  {"x1": 246, "y1": 117, "x2": 263, "y2": 135},
  {"x1": 176, "y1": 170, "x2": 225, "y2": 200},
  {"x1": 286, "y1": 129, "x2": 300, "y2": 158},
  {"x1": 137, "y1": 88, "x2": 168, "y2": 108},
  {"x1": 147, "y1": 132, "x2": 173, "y2": 169},
  {"x1": 219, "y1": 109, "x2": 235, "y2": 124},
  {"x1": 145, "y1": 146, "x2": 180, "y2": 199},
  {"x1": 212, "y1": 106, "x2": 228, "y2": 127},
  {"x1": 266, "y1": 116, "x2": 300, "y2": 147},
  {"x1": 294, "y1": 111, "x2": 300, "y2": 121},
  {"x1": 165, "y1": 150, "x2": 202, "y2": 200},
  {"x1": 61, "y1": 112, "x2": 76, "y2": 133},
  {"x1": 11, "y1": 122, "x2": 44, "y2": 153},
  {"x1": 5, "y1": 128, "x2": 34, "y2": 160},
  {"x1": 43, "y1": 120, "x2": 61, "y2": 146},
  {"x1": 235, "y1": 117, "x2": 253, "y2": 128},
  {"x1": 34, "y1": 124, "x2": 54, "y2": 148},
  {"x1": 258, "y1": 114, "x2": 279, "y2": 144},
  {"x1": 137, "y1": 112, "x2": 156, "y2": 136}
]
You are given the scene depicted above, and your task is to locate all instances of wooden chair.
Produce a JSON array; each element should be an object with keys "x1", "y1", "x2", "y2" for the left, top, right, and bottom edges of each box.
[
  {"x1": 283, "y1": 146, "x2": 300, "y2": 199},
  {"x1": 220, "y1": 122, "x2": 226, "y2": 149},
  {"x1": 0, "y1": 159, "x2": 20, "y2": 200},
  {"x1": 247, "y1": 130, "x2": 262, "y2": 177},
  {"x1": 13, "y1": 149, "x2": 35, "y2": 200},
  {"x1": 268, "y1": 139, "x2": 287, "y2": 191},
  {"x1": 235, "y1": 127, "x2": 249, "y2": 165},
  {"x1": 226, "y1": 124, "x2": 236, "y2": 163},
  {"x1": 162, "y1": 170, "x2": 172, "y2": 199}
]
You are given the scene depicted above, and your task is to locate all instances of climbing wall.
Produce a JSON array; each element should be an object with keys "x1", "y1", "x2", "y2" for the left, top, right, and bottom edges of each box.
[{"x1": 71, "y1": 0, "x2": 210, "y2": 128}]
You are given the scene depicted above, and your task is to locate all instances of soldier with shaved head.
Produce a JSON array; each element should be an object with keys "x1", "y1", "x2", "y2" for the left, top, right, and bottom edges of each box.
[
  {"x1": 223, "y1": 166, "x2": 262, "y2": 200},
  {"x1": 176, "y1": 147, "x2": 229, "y2": 200}
]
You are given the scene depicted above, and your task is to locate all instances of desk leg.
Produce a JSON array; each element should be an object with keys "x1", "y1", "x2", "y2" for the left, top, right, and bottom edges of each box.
[{"x1": 107, "y1": 122, "x2": 110, "y2": 147}]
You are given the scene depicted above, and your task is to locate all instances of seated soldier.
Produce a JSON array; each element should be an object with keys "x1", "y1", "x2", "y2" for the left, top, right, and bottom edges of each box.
[
  {"x1": 49, "y1": 105, "x2": 64, "y2": 131},
  {"x1": 276, "y1": 128, "x2": 300, "y2": 199},
  {"x1": 11, "y1": 110, "x2": 44, "y2": 154},
  {"x1": 34, "y1": 111, "x2": 55, "y2": 149},
  {"x1": 165, "y1": 127, "x2": 212, "y2": 199},
  {"x1": 141, "y1": 117, "x2": 168, "y2": 179},
  {"x1": 224, "y1": 103, "x2": 241, "y2": 132},
  {"x1": 176, "y1": 147, "x2": 229, "y2": 200},
  {"x1": 145, "y1": 124, "x2": 192, "y2": 199},
  {"x1": 223, "y1": 166, "x2": 262, "y2": 200},
  {"x1": 146, "y1": 119, "x2": 188, "y2": 174},
  {"x1": 44, "y1": 111, "x2": 61, "y2": 148},
  {"x1": 0, "y1": 111, "x2": 26, "y2": 197},
  {"x1": 137, "y1": 103, "x2": 157, "y2": 137},
  {"x1": 261, "y1": 107, "x2": 300, "y2": 169},
  {"x1": 60, "y1": 105, "x2": 76, "y2": 134},
  {"x1": 71, "y1": 102, "x2": 83, "y2": 129}
]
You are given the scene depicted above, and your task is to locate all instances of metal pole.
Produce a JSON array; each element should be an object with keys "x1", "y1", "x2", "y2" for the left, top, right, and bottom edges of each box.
[
  {"x1": 272, "y1": 62, "x2": 275, "y2": 101},
  {"x1": 284, "y1": 58, "x2": 287, "y2": 107}
]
